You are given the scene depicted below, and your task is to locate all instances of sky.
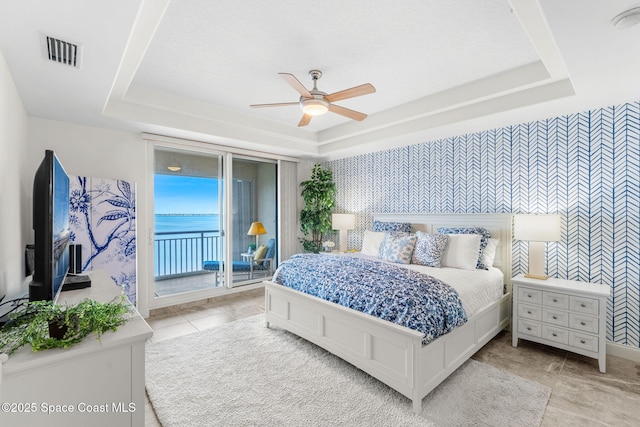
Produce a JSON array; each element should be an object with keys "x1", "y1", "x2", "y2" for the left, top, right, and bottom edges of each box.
[{"x1": 154, "y1": 175, "x2": 220, "y2": 214}]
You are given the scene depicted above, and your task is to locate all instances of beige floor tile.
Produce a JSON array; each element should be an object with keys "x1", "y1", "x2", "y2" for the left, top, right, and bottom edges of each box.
[
  {"x1": 146, "y1": 312, "x2": 188, "y2": 330},
  {"x1": 188, "y1": 311, "x2": 235, "y2": 331},
  {"x1": 541, "y1": 404, "x2": 610, "y2": 427},
  {"x1": 181, "y1": 304, "x2": 230, "y2": 322},
  {"x1": 148, "y1": 321, "x2": 198, "y2": 343},
  {"x1": 224, "y1": 303, "x2": 265, "y2": 319},
  {"x1": 548, "y1": 374, "x2": 640, "y2": 426}
]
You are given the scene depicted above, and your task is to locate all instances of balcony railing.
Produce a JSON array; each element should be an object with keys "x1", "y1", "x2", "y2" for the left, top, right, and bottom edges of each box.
[{"x1": 154, "y1": 230, "x2": 220, "y2": 280}]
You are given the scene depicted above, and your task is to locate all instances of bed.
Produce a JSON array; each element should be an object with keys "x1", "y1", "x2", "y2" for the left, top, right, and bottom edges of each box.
[{"x1": 264, "y1": 213, "x2": 512, "y2": 413}]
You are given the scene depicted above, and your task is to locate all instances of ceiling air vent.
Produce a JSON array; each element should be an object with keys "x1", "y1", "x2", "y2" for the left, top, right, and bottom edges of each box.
[{"x1": 43, "y1": 35, "x2": 82, "y2": 68}]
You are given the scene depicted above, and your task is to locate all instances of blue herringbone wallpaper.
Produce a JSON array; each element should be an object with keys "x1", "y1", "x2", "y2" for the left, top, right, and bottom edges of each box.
[{"x1": 325, "y1": 101, "x2": 640, "y2": 348}]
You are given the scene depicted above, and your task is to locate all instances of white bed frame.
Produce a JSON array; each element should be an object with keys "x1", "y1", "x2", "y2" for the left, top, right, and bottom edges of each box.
[{"x1": 264, "y1": 213, "x2": 512, "y2": 413}]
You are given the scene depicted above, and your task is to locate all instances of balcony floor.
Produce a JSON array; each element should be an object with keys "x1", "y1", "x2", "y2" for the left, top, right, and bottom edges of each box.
[{"x1": 154, "y1": 271, "x2": 272, "y2": 297}]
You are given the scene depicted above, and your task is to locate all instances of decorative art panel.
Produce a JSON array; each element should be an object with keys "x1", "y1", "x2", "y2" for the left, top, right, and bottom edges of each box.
[
  {"x1": 326, "y1": 100, "x2": 640, "y2": 348},
  {"x1": 68, "y1": 176, "x2": 137, "y2": 304}
]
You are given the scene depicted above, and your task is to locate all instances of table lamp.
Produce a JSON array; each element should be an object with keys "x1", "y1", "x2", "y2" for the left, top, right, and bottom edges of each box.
[
  {"x1": 247, "y1": 222, "x2": 267, "y2": 249},
  {"x1": 332, "y1": 213, "x2": 355, "y2": 252},
  {"x1": 514, "y1": 214, "x2": 561, "y2": 280}
]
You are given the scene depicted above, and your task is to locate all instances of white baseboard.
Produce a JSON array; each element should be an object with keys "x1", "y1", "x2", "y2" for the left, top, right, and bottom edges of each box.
[{"x1": 607, "y1": 341, "x2": 640, "y2": 363}]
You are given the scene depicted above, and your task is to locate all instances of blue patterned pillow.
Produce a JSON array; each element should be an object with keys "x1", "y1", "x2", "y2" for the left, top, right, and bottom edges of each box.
[
  {"x1": 378, "y1": 233, "x2": 417, "y2": 264},
  {"x1": 411, "y1": 231, "x2": 449, "y2": 267},
  {"x1": 437, "y1": 227, "x2": 492, "y2": 270},
  {"x1": 373, "y1": 221, "x2": 412, "y2": 233}
]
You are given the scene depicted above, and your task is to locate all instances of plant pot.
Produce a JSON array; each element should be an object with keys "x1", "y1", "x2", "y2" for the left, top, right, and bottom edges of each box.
[{"x1": 48, "y1": 320, "x2": 68, "y2": 339}]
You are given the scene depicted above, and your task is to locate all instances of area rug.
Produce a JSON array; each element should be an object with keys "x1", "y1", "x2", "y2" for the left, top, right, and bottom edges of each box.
[{"x1": 146, "y1": 315, "x2": 550, "y2": 426}]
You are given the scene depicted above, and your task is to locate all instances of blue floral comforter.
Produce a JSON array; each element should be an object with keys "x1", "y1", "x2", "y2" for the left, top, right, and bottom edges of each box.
[{"x1": 272, "y1": 254, "x2": 467, "y2": 344}]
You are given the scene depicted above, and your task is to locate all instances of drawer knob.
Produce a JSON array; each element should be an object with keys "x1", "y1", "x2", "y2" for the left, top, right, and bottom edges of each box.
[
  {"x1": 553, "y1": 299, "x2": 558, "y2": 303},
  {"x1": 552, "y1": 333, "x2": 558, "y2": 337},
  {"x1": 526, "y1": 327, "x2": 532, "y2": 331},
  {"x1": 580, "y1": 340, "x2": 586, "y2": 344},
  {"x1": 581, "y1": 303, "x2": 586, "y2": 308},
  {"x1": 552, "y1": 316, "x2": 558, "y2": 320},
  {"x1": 527, "y1": 294, "x2": 532, "y2": 298},
  {"x1": 580, "y1": 321, "x2": 586, "y2": 326},
  {"x1": 527, "y1": 311, "x2": 532, "y2": 314}
]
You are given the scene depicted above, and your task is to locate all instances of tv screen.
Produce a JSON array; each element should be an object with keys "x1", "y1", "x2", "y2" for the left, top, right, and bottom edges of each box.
[{"x1": 29, "y1": 150, "x2": 71, "y2": 302}]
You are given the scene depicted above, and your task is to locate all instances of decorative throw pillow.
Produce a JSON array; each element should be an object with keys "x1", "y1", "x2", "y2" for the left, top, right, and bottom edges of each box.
[
  {"x1": 360, "y1": 230, "x2": 386, "y2": 256},
  {"x1": 437, "y1": 227, "x2": 492, "y2": 269},
  {"x1": 372, "y1": 221, "x2": 412, "y2": 233},
  {"x1": 481, "y1": 238, "x2": 499, "y2": 268},
  {"x1": 411, "y1": 231, "x2": 449, "y2": 267},
  {"x1": 440, "y1": 234, "x2": 482, "y2": 270},
  {"x1": 253, "y1": 244, "x2": 267, "y2": 261},
  {"x1": 378, "y1": 233, "x2": 417, "y2": 264}
]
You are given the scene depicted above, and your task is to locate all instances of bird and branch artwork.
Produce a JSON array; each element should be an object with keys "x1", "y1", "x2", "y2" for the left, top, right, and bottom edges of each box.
[{"x1": 69, "y1": 176, "x2": 137, "y2": 304}]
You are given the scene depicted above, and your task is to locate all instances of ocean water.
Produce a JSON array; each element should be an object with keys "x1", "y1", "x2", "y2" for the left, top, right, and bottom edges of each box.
[{"x1": 155, "y1": 214, "x2": 220, "y2": 234}]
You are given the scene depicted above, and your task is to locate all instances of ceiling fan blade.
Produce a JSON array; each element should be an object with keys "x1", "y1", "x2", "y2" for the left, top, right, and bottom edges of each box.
[
  {"x1": 325, "y1": 83, "x2": 376, "y2": 103},
  {"x1": 279, "y1": 73, "x2": 313, "y2": 98},
  {"x1": 250, "y1": 102, "x2": 299, "y2": 108},
  {"x1": 328, "y1": 104, "x2": 367, "y2": 121},
  {"x1": 298, "y1": 114, "x2": 312, "y2": 127}
]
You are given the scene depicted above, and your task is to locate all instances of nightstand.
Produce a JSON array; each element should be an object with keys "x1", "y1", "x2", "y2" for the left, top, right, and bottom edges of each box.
[{"x1": 511, "y1": 274, "x2": 610, "y2": 373}]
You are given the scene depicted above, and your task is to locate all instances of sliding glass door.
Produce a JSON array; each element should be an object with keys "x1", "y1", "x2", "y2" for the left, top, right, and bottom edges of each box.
[
  {"x1": 230, "y1": 157, "x2": 277, "y2": 286},
  {"x1": 152, "y1": 147, "x2": 278, "y2": 300},
  {"x1": 153, "y1": 148, "x2": 224, "y2": 297}
]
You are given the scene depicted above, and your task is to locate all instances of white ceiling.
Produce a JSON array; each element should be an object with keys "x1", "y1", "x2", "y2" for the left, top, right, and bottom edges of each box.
[{"x1": 1, "y1": 0, "x2": 640, "y2": 160}]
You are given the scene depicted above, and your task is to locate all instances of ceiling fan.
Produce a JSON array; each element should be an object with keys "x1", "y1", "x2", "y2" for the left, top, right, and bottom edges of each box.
[{"x1": 250, "y1": 70, "x2": 376, "y2": 127}]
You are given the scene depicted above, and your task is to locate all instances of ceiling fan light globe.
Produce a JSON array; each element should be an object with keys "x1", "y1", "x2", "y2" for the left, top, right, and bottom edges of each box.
[{"x1": 301, "y1": 99, "x2": 329, "y2": 116}]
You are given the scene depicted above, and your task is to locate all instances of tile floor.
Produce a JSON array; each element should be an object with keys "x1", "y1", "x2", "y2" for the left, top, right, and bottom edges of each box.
[{"x1": 144, "y1": 289, "x2": 640, "y2": 426}]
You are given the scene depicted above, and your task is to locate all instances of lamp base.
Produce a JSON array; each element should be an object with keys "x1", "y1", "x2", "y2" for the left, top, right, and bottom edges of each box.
[
  {"x1": 524, "y1": 273, "x2": 549, "y2": 280},
  {"x1": 526, "y1": 241, "x2": 548, "y2": 281}
]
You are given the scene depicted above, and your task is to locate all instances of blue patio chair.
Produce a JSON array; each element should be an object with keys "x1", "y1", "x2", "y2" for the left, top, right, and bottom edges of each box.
[{"x1": 203, "y1": 238, "x2": 276, "y2": 281}]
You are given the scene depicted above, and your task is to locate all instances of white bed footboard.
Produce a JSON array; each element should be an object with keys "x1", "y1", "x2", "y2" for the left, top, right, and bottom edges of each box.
[{"x1": 265, "y1": 282, "x2": 511, "y2": 413}]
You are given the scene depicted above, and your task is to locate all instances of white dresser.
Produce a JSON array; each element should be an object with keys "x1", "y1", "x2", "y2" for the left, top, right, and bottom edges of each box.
[
  {"x1": 511, "y1": 274, "x2": 610, "y2": 373},
  {"x1": 1, "y1": 271, "x2": 152, "y2": 426}
]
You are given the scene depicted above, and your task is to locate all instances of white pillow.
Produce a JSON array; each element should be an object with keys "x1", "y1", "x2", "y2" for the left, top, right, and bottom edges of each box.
[
  {"x1": 360, "y1": 230, "x2": 386, "y2": 256},
  {"x1": 440, "y1": 234, "x2": 482, "y2": 270},
  {"x1": 481, "y1": 238, "x2": 499, "y2": 267}
]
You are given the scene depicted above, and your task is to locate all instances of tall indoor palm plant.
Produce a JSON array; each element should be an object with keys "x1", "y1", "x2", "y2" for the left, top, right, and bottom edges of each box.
[{"x1": 300, "y1": 163, "x2": 336, "y2": 253}]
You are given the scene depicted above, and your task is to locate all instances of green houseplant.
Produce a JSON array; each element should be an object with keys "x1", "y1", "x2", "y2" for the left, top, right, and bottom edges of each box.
[
  {"x1": 0, "y1": 296, "x2": 131, "y2": 356},
  {"x1": 300, "y1": 163, "x2": 336, "y2": 253}
]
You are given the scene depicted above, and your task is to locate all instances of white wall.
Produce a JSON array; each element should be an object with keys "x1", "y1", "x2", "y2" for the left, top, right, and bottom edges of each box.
[
  {"x1": 26, "y1": 118, "x2": 150, "y2": 315},
  {"x1": 0, "y1": 49, "x2": 28, "y2": 299}
]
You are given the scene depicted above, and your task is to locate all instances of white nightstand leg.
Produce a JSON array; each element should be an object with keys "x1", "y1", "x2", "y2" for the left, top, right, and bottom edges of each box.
[{"x1": 599, "y1": 355, "x2": 606, "y2": 373}]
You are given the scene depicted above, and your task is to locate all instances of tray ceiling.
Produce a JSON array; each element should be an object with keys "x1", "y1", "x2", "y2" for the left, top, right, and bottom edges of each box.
[{"x1": 1, "y1": 0, "x2": 640, "y2": 159}]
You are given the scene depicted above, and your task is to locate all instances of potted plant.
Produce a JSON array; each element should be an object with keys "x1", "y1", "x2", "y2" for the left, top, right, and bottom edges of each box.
[
  {"x1": 300, "y1": 163, "x2": 336, "y2": 253},
  {"x1": 0, "y1": 296, "x2": 131, "y2": 356}
]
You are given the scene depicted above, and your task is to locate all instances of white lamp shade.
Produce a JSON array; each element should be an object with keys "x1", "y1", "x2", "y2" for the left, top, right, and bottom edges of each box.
[
  {"x1": 514, "y1": 214, "x2": 561, "y2": 242},
  {"x1": 332, "y1": 213, "x2": 355, "y2": 230}
]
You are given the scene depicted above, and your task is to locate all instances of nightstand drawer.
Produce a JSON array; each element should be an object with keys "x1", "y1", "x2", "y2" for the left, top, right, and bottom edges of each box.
[
  {"x1": 569, "y1": 313, "x2": 599, "y2": 334},
  {"x1": 542, "y1": 308, "x2": 569, "y2": 327},
  {"x1": 518, "y1": 287, "x2": 542, "y2": 304},
  {"x1": 570, "y1": 296, "x2": 599, "y2": 315},
  {"x1": 542, "y1": 325, "x2": 569, "y2": 345},
  {"x1": 518, "y1": 303, "x2": 542, "y2": 321},
  {"x1": 543, "y1": 291, "x2": 569, "y2": 309},
  {"x1": 518, "y1": 319, "x2": 542, "y2": 337},
  {"x1": 569, "y1": 331, "x2": 599, "y2": 352}
]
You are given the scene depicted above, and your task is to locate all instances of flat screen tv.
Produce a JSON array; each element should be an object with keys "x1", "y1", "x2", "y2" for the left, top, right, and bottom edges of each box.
[{"x1": 29, "y1": 150, "x2": 71, "y2": 302}]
